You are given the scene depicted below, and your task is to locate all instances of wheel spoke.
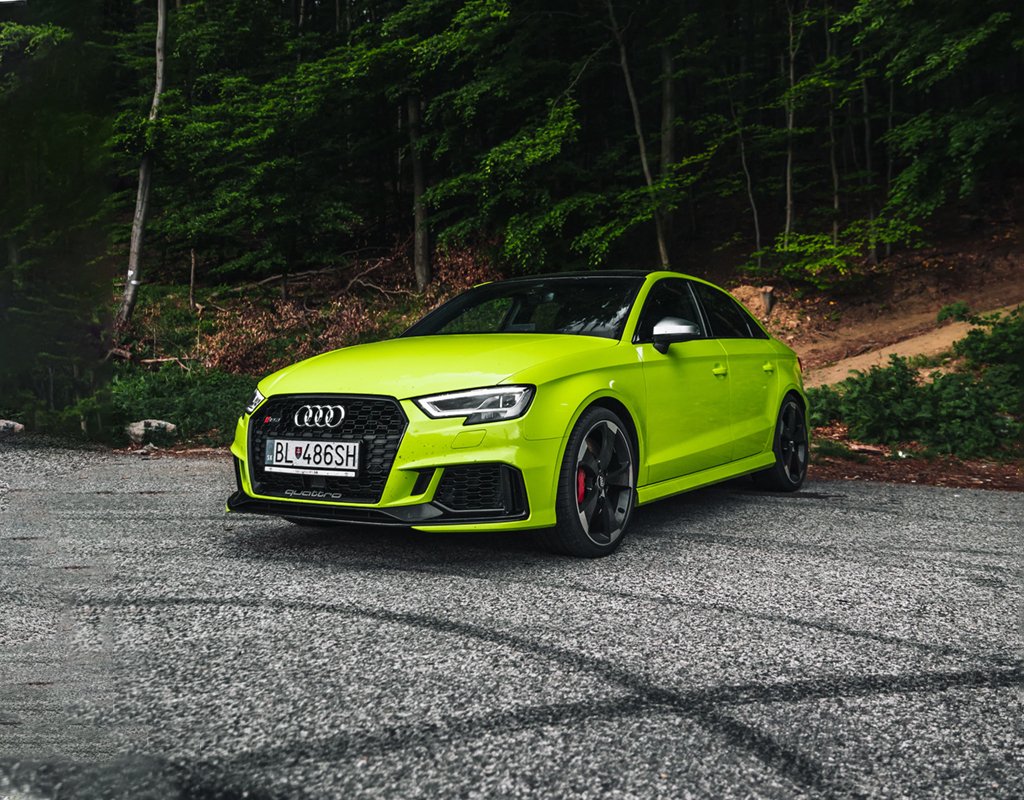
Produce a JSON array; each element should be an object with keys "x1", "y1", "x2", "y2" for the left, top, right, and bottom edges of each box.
[
  {"x1": 606, "y1": 463, "x2": 632, "y2": 488},
  {"x1": 592, "y1": 498, "x2": 611, "y2": 543},
  {"x1": 579, "y1": 450, "x2": 599, "y2": 476},
  {"x1": 607, "y1": 485, "x2": 630, "y2": 515},
  {"x1": 578, "y1": 488, "x2": 599, "y2": 530},
  {"x1": 596, "y1": 426, "x2": 615, "y2": 467}
]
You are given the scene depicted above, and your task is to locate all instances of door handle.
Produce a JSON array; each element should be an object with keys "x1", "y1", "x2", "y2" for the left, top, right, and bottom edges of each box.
[
  {"x1": 763, "y1": 361, "x2": 775, "y2": 373},
  {"x1": 712, "y1": 364, "x2": 728, "y2": 376}
]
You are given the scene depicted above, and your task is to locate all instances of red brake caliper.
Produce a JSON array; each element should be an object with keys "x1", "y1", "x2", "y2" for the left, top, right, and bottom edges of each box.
[{"x1": 576, "y1": 467, "x2": 586, "y2": 504}]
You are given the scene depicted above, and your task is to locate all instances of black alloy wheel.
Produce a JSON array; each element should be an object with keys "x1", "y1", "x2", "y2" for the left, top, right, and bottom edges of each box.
[
  {"x1": 541, "y1": 406, "x2": 637, "y2": 557},
  {"x1": 754, "y1": 395, "x2": 808, "y2": 491}
]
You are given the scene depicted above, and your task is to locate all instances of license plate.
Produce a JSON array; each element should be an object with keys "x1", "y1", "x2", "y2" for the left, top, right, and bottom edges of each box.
[{"x1": 264, "y1": 438, "x2": 360, "y2": 477}]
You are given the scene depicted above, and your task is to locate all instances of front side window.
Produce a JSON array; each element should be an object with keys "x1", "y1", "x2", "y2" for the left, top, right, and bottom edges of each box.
[
  {"x1": 633, "y1": 278, "x2": 704, "y2": 342},
  {"x1": 692, "y1": 283, "x2": 765, "y2": 339},
  {"x1": 404, "y1": 277, "x2": 644, "y2": 340}
]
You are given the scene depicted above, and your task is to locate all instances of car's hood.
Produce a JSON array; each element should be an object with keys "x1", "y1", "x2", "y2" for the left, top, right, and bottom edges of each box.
[{"x1": 260, "y1": 334, "x2": 618, "y2": 398}]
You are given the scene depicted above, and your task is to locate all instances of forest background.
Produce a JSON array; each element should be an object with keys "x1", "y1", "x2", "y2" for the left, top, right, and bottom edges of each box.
[{"x1": 0, "y1": 0, "x2": 1021, "y2": 455}]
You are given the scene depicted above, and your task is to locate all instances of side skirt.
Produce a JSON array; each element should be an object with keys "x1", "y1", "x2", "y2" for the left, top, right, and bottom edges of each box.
[{"x1": 637, "y1": 451, "x2": 775, "y2": 506}]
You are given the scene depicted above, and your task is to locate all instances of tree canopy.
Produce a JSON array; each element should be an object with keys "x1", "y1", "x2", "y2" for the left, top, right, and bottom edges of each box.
[{"x1": 1, "y1": 0, "x2": 1022, "y2": 414}]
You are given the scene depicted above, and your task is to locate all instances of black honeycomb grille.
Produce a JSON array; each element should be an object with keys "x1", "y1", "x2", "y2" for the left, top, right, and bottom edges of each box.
[
  {"x1": 248, "y1": 394, "x2": 407, "y2": 503},
  {"x1": 434, "y1": 464, "x2": 524, "y2": 514}
]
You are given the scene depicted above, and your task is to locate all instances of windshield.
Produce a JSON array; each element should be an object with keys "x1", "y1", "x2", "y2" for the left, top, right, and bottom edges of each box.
[{"x1": 404, "y1": 276, "x2": 644, "y2": 340}]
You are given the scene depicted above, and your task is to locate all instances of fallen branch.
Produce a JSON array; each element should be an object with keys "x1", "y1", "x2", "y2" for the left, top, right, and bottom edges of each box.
[
  {"x1": 139, "y1": 357, "x2": 193, "y2": 371},
  {"x1": 104, "y1": 347, "x2": 132, "y2": 362}
]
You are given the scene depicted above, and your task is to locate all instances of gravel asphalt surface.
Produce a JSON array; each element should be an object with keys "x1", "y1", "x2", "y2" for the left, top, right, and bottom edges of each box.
[{"x1": 0, "y1": 438, "x2": 1021, "y2": 799}]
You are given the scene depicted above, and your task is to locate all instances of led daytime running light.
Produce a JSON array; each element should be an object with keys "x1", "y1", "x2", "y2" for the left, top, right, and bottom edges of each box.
[{"x1": 415, "y1": 385, "x2": 534, "y2": 424}]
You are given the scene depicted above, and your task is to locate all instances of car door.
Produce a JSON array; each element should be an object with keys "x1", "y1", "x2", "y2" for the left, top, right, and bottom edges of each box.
[
  {"x1": 691, "y1": 282, "x2": 778, "y2": 461},
  {"x1": 634, "y1": 278, "x2": 733, "y2": 483}
]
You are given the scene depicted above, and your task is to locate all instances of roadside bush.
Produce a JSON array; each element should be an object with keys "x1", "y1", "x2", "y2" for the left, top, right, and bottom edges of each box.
[
  {"x1": 110, "y1": 363, "x2": 255, "y2": 442},
  {"x1": 809, "y1": 307, "x2": 1024, "y2": 458},
  {"x1": 839, "y1": 356, "x2": 927, "y2": 443},
  {"x1": 950, "y1": 306, "x2": 1024, "y2": 414},
  {"x1": 806, "y1": 384, "x2": 842, "y2": 428},
  {"x1": 46, "y1": 363, "x2": 255, "y2": 445}
]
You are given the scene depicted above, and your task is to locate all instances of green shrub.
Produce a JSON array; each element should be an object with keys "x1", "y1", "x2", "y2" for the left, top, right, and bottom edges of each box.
[
  {"x1": 806, "y1": 384, "x2": 843, "y2": 427},
  {"x1": 106, "y1": 363, "x2": 255, "y2": 443},
  {"x1": 53, "y1": 363, "x2": 255, "y2": 445},
  {"x1": 840, "y1": 356, "x2": 929, "y2": 443},
  {"x1": 812, "y1": 310, "x2": 1024, "y2": 458},
  {"x1": 920, "y1": 370, "x2": 1016, "y2": 457}
]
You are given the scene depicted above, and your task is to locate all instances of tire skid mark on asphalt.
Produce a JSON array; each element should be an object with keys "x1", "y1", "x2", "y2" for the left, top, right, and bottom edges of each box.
[
  {"x1": 82, "y1": 592, "x2": 1024, "y2": 796},
  {"x1": 630, "y1": 520, "x2": 1021, "y2": 575},
  {"x1": 556, "y1": 586, "x2": 1023, "y2": 668},
  {"x1": 645, "y1": 527, "x2": 1018, "y2": 565},
  {"x1": 209, "y1": 540, "x2": 1022, "y2": 667},
  {"x1": 726, "y1": 490, "x2": 1023, "y2": 527}
]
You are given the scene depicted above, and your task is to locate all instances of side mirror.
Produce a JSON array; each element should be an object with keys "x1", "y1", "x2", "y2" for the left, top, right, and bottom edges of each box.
[{"x1": 652, "y1": 317, "x2": 700, "y2": 354}]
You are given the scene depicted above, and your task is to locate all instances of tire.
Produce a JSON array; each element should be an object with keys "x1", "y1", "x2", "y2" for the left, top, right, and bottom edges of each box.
[
  {"x1": 538, "y1": 406, "x2": 637, "y2": 557},
  {"x1": 754, "y1": 395, "x2": 808, "y2": 491}
]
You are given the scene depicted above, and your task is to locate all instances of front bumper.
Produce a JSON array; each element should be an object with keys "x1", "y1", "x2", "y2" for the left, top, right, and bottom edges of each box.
[{"x1": 227, "y1": 395, "x2": 563, "y2": 532}]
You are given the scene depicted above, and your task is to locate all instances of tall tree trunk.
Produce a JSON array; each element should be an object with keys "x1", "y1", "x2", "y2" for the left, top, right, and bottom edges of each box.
[
  {"x1": 728, "y1": 91, "x2": 762, "y2": 269},
  {"x1": 885, "y1": 79, "x2": 894, "y2": 257},
  {"x1": 605, "y1": 0, "x2": 670, "y2": 269},
  {"x1": 188, "y1": 248, "x2": 197, "y2": 311},
  {"x1": 825, "y1": 3, "x2": 839, "y2": 247},
  {"x1": 861, "y1": 61, "x2": 877, "y2": 264},
  {"x1": 407, "y1": 93, "x2": 431, "y2": 291},
  {"x1": 115, "y1": 0, "x2": 167, "y2": 334},
  {"x1": 659, "y1": 44, "x2": 675, "y2": 256},
  {"x1": 783, "y1": 1, "x2": 803, "y2": 250}
]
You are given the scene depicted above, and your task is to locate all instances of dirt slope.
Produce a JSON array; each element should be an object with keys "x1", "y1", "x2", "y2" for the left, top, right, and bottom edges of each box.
[
  {"x1": 804, "y1": 303, "x2": 1021, "y2": 387},
  {"x1": 728, "y1": 225, "x2": 1024, "y2": 386}
]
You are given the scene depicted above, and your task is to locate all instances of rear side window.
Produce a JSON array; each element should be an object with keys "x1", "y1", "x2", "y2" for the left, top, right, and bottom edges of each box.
[{"x1": 692, "y1": 283, "x2": 766, "y2": 339}]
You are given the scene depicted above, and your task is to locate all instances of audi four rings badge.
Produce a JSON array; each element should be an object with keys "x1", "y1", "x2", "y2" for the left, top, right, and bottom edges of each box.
[{"x1": 294, "y1": 404, "x2": 346, "y2": 428}]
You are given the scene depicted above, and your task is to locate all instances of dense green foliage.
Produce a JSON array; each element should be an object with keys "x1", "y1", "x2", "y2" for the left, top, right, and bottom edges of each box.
[
  {"x1": 2, "y1": 0, "x2": 1022, "y2": 435},
  {"x1": 808, "y1": 309, "x2": 1024, "y2": 458},
  {"x1": 2, "y1": 361, "x2": 255, "y2": 445}
]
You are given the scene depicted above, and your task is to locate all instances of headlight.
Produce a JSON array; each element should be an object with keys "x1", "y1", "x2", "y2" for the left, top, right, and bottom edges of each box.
[
  {"x1": 244, "y1": 389, "x2": 266, "y2": 415},
  {"x1": 414, "y1": 385, "x2": 534, "y2": 425}
]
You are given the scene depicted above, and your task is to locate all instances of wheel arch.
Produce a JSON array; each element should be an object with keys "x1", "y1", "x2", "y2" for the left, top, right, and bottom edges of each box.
[
  {"x1": 547, "y1": 391, "x2": 644, "y2": 505},
  {"x1": 781, "y1": 387, "x2": 809, "y2": 427},
  {"x1": 587, "y1": 396, "x2": 641, "y2": 462}
]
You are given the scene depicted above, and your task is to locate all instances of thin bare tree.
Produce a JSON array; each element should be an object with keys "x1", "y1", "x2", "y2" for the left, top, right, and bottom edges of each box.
[
  {"x1": 860, "y1": 49, "x2": 877, "y2": 264},
  {"x1": 605, "y1": 0, "x2": 670, "y2": 269},
  {"x1": 407, "y1": 92, "x2": 431, "y2": 291},
  {"x1": 115, "y1": 0, "x2": 167, "y2": 333},
  {"x1": 727, "y1": 86, "x2": 762, "y2": 269},
  {"x1": 782, "y1": 0, "x2": 806, "y2": 250},
  {"x1": 825, "y1": 2, "x2": 840, "y2": 247},
  {"x1": 659, "y1": 43, "x2": 675, "y2": 254}
]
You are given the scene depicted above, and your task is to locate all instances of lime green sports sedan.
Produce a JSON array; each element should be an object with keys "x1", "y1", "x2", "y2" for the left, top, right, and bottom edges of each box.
[{"x1": 227, "y1": 270, "x2": 808, "y2": 556}]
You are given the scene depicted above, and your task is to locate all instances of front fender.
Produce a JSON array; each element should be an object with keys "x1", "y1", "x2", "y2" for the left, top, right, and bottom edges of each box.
[{"x1": 519, "y1": 355, "x2": 648, "y2": 497}]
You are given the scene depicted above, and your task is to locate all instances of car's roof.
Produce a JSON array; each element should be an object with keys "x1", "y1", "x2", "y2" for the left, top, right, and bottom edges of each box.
[{"x1": 488, "y1": 269, "x2": 699, "y2": 283}]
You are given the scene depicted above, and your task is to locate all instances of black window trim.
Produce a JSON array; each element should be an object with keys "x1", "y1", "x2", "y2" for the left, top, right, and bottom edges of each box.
[{"x1": 630, "y1": 277, "x2": 710, "y2": 345}]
